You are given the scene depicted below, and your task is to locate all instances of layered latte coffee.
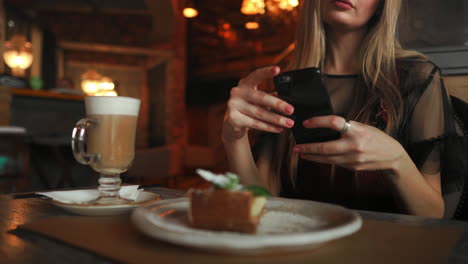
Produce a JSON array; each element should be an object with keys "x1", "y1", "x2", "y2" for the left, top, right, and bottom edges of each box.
[{"x1": 85, "y1": 96, "x2": 140, "y2": 174}]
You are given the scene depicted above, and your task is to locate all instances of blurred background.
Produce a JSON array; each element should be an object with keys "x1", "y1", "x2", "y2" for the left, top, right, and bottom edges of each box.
[{"x1": 0, "y1": 0, "x2": 467, "y2": 194}]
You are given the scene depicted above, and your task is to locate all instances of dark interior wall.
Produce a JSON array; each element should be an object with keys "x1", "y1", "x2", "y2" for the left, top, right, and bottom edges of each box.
[
  {"x1": 399, "y1": 0, "x2": 468, "y2": 48},
  {"x1": 148, "y1": 63, "x2": 166, "y2": 147},
  {"x1": 186, "y1": 78, "x2": 236, "y2": 105}
]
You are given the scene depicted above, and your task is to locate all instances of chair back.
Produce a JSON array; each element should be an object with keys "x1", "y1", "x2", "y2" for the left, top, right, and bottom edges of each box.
[{"x1": 449, "y1": 96, "x2": 468, "y2": 220}]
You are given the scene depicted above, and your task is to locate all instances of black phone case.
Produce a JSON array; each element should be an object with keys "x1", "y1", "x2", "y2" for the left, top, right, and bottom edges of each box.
[{"x1": 274, "y1": 67, "x2": 341, "y2": 144}]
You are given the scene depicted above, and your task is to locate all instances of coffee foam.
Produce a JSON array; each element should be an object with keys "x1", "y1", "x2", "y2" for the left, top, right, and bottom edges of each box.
[{"x1": 85, "y1": 96, "x2": 140, "y2": 116}]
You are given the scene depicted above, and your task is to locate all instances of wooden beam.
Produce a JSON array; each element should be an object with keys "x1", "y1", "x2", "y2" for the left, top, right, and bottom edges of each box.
[
  {"x1": 57, "y1": 48, "x2": 64, "y2": 79},
  {"x1": 28, "y1": 6, "x2": 153, "y2": 15},
  {"x1": 31, "y1": 25, "x2": 43, "y2": 77},
  {"x1": 66, "y1": 61, "x2": 145, "y2": 71},
  {"x1": 11, "y1": 88, "x2": 84, "y2": 101},
  {"x1": 0, "y1": 85, "x2": 12, "y2": 126},
  {"x1": 59, "y1": 41, "x2": 173, "y2": 58}
]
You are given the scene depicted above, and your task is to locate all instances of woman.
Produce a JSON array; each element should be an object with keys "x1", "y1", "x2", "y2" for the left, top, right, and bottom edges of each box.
[{"x1": 222, "y1": 0, "x2": 465, "y2": 218}]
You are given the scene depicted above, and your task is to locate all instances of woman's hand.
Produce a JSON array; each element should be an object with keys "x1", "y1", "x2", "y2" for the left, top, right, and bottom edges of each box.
[
  {"x1": 222, "y1": 66, "x2": 295, "y2": 142},
  {"x1": 293, "y1": 115, "x2": 407, "y2": 173}
]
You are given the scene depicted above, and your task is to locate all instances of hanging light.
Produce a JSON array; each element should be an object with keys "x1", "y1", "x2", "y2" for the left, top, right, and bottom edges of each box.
[
  {"x1": 245, "y1": 21, "x2": 260, "y2": 30},
  {"x1": 94, "y1": 90, "x2": 117, "y2": 96},
  {"x1": 98, "y1": 77, "x2": 115, "y2": 91},
  {"x1": 81, "y1": 70, "x2": 117, "y2": 96},
  {"x1": 266, "y1": 0, "x2": 299, "y2": 13},
  {"x1": 241, "y1": 0, "x2": 265, "y2": 15},
  {"x1": 183, "y1": 0, "x2": 198, "y2": 18},
  {"x1": 3, "y1": 34, "x2": 33, "y2": 77},
  {"x1": 288, "y1": 0, "x2": 299, "y2": 7}
]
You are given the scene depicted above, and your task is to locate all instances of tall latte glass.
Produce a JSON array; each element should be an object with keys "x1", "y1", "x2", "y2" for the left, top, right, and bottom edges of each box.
[{"x1": 72, "y1": 96, "x2": 140, "y2": 205}]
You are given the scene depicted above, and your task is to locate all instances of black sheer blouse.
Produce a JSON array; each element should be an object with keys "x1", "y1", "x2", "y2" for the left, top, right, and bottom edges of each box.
[{"x1": 253, "y1": 58, "x2": 467, "y2": 216}]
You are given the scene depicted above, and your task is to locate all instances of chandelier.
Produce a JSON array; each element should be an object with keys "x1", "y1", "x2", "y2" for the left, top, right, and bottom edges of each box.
[
  {"x1": 81, "y1": 70, "x2": 117, "y2": 96},
  {"x1": 241, "y1": 0, "x2": 299, "y2": 15},
  {"x1": 241, "y1": 0, "x2": 265, "y2": 15},
  {"x1": 3, "y1": 34, "x2": 33, "y2": 77}
]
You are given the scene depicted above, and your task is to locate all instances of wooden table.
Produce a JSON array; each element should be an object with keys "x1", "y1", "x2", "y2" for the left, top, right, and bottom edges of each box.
[{"x1": 1, "y1": 187, "x2": 468, "y2": 264}]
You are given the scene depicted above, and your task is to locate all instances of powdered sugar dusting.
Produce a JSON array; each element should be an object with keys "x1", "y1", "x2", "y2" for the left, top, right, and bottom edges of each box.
[
  {"x1": 258, "y1": 211, "x2": 326, "y2": 234},
  {"x1": 133, "y1": 198, "x2": 363, "y2": 253}
]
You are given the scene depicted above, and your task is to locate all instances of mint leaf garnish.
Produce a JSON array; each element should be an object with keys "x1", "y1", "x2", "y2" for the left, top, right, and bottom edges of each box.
[
  {"x1": 196, "y1": 169, "x2": 271, "y2": 196},
  {"x1": 241, "y1": 185, "x2": 271, "y2": 197}
]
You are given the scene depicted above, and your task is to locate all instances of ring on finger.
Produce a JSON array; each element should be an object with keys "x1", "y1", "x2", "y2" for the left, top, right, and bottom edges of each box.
[{"x1": 340, "y1": 119, "x2": 351, "y2": 134}]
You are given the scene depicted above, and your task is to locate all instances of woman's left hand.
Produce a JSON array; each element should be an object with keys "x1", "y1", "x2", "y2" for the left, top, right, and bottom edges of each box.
[{"x1": 293, "y1": 115, "x2": 407, "y2": 172}]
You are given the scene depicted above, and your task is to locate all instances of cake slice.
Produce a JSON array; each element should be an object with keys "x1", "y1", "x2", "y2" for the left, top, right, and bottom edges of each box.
[
  {"x1": 190, "y1": 189, "x2": 266, "y2": 233},
  {"x1": 188, "y1": 169, "x2": 269, "y2": 233}
]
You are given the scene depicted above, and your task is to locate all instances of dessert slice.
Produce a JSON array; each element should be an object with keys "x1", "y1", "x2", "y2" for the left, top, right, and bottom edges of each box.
[{"x1": 189, "y1": 169, "x2": 269, "y2": 233}]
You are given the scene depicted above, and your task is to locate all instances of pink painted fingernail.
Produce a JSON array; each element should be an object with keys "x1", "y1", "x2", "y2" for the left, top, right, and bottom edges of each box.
[
  {"x1": 293, "y1": 146, "x2": 301, "y2": 152},
  {"x1": 286, "y1": 119, "x2": 294, "y2": 127},
  {"x1": 285, "y1": 106, "x2": 294, "y2": 114}
]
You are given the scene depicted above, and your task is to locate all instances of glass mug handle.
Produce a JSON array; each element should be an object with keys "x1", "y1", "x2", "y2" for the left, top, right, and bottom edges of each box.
[{"x1": 71, "y1": 118, "x2": 99, "y2": 165}]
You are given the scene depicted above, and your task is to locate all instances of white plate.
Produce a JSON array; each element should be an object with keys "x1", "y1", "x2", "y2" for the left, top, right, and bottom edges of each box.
[
  {"x1": 131, "y1": 197, "x2": 362, "y2": 254},
  {"x1": 52, "y1": 191, "x2": 161, "y2": 216}
]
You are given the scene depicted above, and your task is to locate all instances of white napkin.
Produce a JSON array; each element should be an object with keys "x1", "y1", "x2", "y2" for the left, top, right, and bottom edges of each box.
[{"x1": 37, "y1": 185, "x2": 142, "y2": 204}]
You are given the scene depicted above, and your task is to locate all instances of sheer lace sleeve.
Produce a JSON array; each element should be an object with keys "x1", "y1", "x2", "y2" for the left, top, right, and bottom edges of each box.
[
  {"x1": 400, "y1": 59, "x2": 467, "y2": 198},
  {"x1": 398, "y1": 59, "x2": 468, "y2": 218},
  {"x1": 407, "y1": 68, "x2": 446, "y2": 175}
]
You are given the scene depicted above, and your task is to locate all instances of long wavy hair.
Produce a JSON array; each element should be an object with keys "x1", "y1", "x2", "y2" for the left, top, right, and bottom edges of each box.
[
  {"x1": 264, "y1": 0, "x2": 426, "y2": 194},
  {"x1": 292, "y1": 0, "x2": 424, "y2": 134}
]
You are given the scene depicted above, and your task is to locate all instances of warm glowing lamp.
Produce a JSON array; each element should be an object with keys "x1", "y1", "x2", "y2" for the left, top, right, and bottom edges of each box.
[
  {"x1": 81, "y1": 70, "x2": 102, "y2": 95},
  {"x1": 81, "y1": 70, "x2": 117, "y2": 96},
  {"x1": 99, "y1": 77, "x2": 115, "y2": 91},
  {"x1": 3, "y1": 35, "x2": 33, "y2": 77},
  {"x1": 241, "y1": 0, "x2": 265, "y2": 15},
  {"x1": 183, "y1": 0, "x2": 198, "y2": 18},
  {"x1": 94, "y1": 90, "x2": 118, "y2": 96},
  {"x1": 267, "y1": 0, "x2": 300, "y2": 13},
  {"x1": 183, "y1": 7, "x2": 198, "y2": 18},
  {"x1": 289, "y1": 0, "x2": 299, "y2": 7},
  {"x1": 245, "y1": 21, "x2": 260, "y2": 30}
]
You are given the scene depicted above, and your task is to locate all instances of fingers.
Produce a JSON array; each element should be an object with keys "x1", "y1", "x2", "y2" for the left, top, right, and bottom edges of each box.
[
  {"x1": 238, "y1": 66, "x2": 280, "y2": 89},
  {"x1": 299, "y1": 153, "x2": 374, "y2": 171},
  {"x1": 235, "y1": 66, "x2": 293, "y2": 116},
  {"x1": 225, "y1": 66, "x2": 293, "y2": 134},
  {"x1": 299, "y1": 153, "x2": 348, "y2": 165},
  {"x1": 303, "y1": 115, "x2": 349, "y2": 133},
  {"x1": 244, "y1": 89, "x2": 294, "y2": 115},
  {"x1": 230, "y1": 86, "x2": 293, "y2": 116},
  {"x1": 238, "y1": 104, "x2": 294, "y2": 128},
  {"x1": 293, "y1": 139, "x2": 351, "y2": 155},
  {"x1": 228, "y1": 110, "x2": 284, "y2": 133}
]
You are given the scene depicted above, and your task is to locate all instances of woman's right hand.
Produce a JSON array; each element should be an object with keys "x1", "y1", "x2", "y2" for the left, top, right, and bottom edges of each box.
[{"x1": 222, "y1": 66, "x2": 295, "y2": 142}]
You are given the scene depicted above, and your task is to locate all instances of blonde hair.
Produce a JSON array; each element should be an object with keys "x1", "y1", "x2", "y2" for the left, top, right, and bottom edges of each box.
[
  {"x1": 293, "y1": 0, "x2": 425, "y2": 134},
  {"x1": 260, "y1": 0, "x2": 427, "y2": 194}
]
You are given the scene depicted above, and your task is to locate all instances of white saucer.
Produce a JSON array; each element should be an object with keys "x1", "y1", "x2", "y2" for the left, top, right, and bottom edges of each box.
[
  {"x1": 132, "y1": 197, "x2": 362, "y2": 254},
  {"x1": 51, "y1": 191, "x2": 161, "y2": 216}
]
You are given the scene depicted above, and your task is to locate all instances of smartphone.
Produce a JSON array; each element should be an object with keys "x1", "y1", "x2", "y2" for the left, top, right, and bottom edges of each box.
[{"x1": 274, "y1": 67, "x2": 341, "y2": 144}]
